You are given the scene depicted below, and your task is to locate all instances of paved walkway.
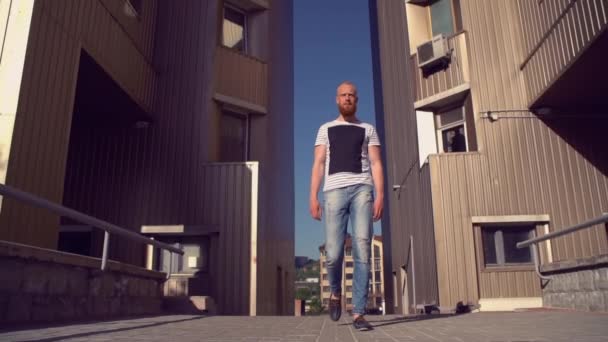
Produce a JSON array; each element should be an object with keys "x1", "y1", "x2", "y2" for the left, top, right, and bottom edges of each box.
[{"x1": 1, "y1": 311, "x2": 607, "y2": 341}]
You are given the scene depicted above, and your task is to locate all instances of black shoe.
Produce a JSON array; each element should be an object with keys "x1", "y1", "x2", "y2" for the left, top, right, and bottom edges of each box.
[
  {"x1": 353, "y1": 316, "x2": 373, "y2": 331},
  {"x1": 328, "y1": 296, "x2": 341, "y2": 321}
]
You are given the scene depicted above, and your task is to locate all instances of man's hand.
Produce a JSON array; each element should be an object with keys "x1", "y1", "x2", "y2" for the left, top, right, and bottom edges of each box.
[
  {"x1": 373, "y1": 196, "x2": 383, "y2": 221},
  {"x1": 310, "y1": 198, "x2": 322, "y2": 221}
]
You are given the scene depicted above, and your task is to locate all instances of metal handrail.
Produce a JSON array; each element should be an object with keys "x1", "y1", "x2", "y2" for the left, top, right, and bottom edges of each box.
[
  {"x1": 517, "y1": 214, "x2": 608, "y2": 249},
  {"x1": 0, "y1": 183, "x2": 183, "y2": 274},
  {"x1": 517, "y1": 213, "x2": 608, "y2": 280}
]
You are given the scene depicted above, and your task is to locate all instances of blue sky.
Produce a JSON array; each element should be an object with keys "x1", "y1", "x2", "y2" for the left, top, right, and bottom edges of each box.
[{"x1": 294, "y1": 0, "x2": 380, "y2": 259}]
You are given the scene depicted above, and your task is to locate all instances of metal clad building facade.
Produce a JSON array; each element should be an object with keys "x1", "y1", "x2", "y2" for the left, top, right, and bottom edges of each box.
[
  {"x1": 371, "y1": 0, "x2": 607, "y2": 313},
  {"x1": 0, "y1": 0, "x2": 294, "y2": 315}
]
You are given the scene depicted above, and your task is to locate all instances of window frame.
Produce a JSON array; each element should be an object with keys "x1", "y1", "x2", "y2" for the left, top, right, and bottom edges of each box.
[
  {"x1": 435, "y1": 106, "x2": 468, "y2": 153},
  {"x1": 473, "y1": 221, "x2": 544, "y2": 273},
  {"x1": 220, "y1": 109, "x2": 250, "y2": 162},
  {"x1": 222, "y1": 3, "x2": 248, "y2": 53}
]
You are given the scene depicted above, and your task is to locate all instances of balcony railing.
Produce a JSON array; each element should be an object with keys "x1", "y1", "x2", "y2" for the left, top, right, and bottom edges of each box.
[
  {"x1": 411, "y1": 31, "x2": 469, "y2": 103},
  {"x1": 215, "y1": 46, "x2": 268, "y2": 108}
]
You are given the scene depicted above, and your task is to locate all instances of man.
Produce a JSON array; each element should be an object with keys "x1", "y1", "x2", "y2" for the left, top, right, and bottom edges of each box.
[{"x1": 309, "y1": 81, "x2": 384, "y2": 331}]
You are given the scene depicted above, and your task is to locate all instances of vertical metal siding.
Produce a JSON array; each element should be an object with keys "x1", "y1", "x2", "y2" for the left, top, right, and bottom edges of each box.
[
  {"x1": 517, "y1": 0, "x2": 608, "y2": 105},
  {"x1": 215, "y1": 46, "x2": 268, "y2": 107},
  {"x1": 0, "y1": 0, "x2": 158, "y2": 248},
  {"x1": 425, "y1": 0, "x2": 608, "y2": 307},
  {"x1": 0, "y1": 3, "x2": 80, "y2": 248},
  {"x1": 371, "y1": 0, "x2": 439, "y2": 314},
  {"x1": 412, "y1": 32, "x2": 469, "y2": 102},
  {"x1": 253, "y1": 0, "x2": 295, "y2": 316}
]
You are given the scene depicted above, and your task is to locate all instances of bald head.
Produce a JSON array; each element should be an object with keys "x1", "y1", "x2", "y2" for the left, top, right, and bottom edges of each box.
[
  {"x1": 336, "y1": 81, "x2": 358, "y2": 97},
  {"x1": 336, "y1": 81, "x2": 358, "y2": 117}
]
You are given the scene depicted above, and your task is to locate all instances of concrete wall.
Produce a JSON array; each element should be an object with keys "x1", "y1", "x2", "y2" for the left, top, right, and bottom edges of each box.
[
  {"x1": 542, "y1": 255, "x2": 608, "y2": 312},
  {"x1": 0, "y1": 240, "x2": 164, "y2": 325}
]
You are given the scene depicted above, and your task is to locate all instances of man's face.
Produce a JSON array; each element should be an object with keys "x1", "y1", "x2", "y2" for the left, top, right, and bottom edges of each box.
[{"x1": 336, "y1": 84, "x2": 358, "y2": 117}]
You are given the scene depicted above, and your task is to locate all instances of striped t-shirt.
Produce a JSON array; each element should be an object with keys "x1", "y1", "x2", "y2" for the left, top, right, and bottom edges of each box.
[{"x1": 315, "y1": 120, "x2": 381, "y2": 192}]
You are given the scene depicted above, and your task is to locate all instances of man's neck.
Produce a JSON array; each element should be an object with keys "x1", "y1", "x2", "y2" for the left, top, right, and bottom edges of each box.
[{"x1": 336, "y1": 114, "x2": 359, "y2": 123}]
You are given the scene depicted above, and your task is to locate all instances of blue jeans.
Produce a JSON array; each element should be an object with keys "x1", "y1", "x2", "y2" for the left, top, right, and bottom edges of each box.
[{"x1": 324, "y1": 184, "x2": 373, "y2": 315}]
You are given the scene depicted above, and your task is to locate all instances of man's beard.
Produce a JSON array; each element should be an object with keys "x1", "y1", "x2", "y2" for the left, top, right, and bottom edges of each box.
[{"x1": 338, "y1": 103, "x2": 357, "y2": 116}]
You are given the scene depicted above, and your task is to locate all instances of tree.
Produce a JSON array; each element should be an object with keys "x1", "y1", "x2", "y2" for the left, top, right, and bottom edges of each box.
[
  {"x1": 308, "y1": 297, "x2": 324, "y2": 315},
  {"x1": 295, "y1": 287, "x2": 312, "y2": 300}
]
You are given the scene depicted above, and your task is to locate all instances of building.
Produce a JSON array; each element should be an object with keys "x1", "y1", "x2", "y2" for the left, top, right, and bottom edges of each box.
[
  {"x1": 369, "y1": 0, "x2": 607, "y2": 314},
  {"x1": 0, "y1": 0, "x2": 294, "y2": 316},
  {"x1": 319, "y1": 235, "x2": 385, "y2": 313}
]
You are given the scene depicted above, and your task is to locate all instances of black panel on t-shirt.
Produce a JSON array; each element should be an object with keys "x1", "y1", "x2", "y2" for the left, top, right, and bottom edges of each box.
[{"x1": 328, "y1": 125, "x2": 365, "y2": 175}]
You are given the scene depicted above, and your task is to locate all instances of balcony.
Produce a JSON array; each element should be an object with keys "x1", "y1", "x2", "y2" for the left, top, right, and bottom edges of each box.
[
  {"x1": 214, "y1": 46, "x2": 268, "y2": 111},
  {"x1": 411, "y1": 31, "x2": 470, "y2": 111}
]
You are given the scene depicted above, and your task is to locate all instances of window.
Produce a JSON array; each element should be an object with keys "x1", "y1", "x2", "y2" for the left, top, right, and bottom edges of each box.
[
  {"x1": 374, "y1": 271, "x2": 381, "y2": 281},
  {"x1": 322, "y1": 261, "x2": 327, "y2": 268},
  {"x1": 322, "y1": 274, "x2": 328, "y2": 280},
  {"x1": 435, "y1": 107, "x2": 467, "y2": 153},
  {"x1": 345, "y1": 261, "x2": 353, "y2": 268},
  {"x1": 346, "y1": 286, "x2": 352, "y2": 292},
  {"x1": 345, "y1": 248, "x2": 352, "y2": 256},
  {"x1": 430, "y1": 0, "x2": 455, "y2": 36},
  {"x1": 346, "y1": 298, "x2": 352, "y2": 304},
  {"x1": 374, "y1": 245, "x2": 380, "y2": 257},
  {"x1": 322, "y1": 286, "x2": 330, "y2": 292},
  {"x1": 375, "y1": 284, "x2": 382, "y2": 293},
  {"x1": 323, "y1": 299, "x2": 328, "y2": 305},
  {"x1": 222, "y1": 5, "x2": 247, "y2": 53},
  {"x1": 482, "y1": 225, "x2": 534, "y2": 267},
  {"x1": 373, "y1": 259, "x2": 381, "y2": 270},
  {"x1": 346, "y1": 273, "x2": 353, "y2": 280},
  {"x1": 220, "y1": 110, "x2": 249, "y2": 162}
]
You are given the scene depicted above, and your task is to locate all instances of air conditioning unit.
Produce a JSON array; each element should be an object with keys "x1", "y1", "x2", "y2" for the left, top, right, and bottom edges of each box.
[{"x1": 417, "y1": 34, "x2": 450, "y2": 70}]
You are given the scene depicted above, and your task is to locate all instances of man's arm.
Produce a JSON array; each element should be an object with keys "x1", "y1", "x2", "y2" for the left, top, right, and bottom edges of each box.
[
  {"x1": 309, "y1": 145, "x2": 326, "y2": 220},
  {"x1": 369, "y1": 145, "x2": 384, "y2": 221}
]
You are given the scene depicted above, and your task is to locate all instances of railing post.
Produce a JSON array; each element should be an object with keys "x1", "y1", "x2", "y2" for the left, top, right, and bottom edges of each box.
[
  {"x1": 101, "y1": 231, "x2": 110, "y2": 271},
  {"x1": 167, "y1": 251, "x2": 173, "y2": 279},
  {"x1": 531, "y1": 243, "x2": 552, "y2": 281},
  {"x1": 410, "y1": 235, "x2": 416, "y2": 313}
]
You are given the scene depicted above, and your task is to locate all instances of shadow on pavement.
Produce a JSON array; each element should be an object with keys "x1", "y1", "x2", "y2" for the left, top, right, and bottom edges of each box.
[
  {"x1": 366, "y1": 314, "x2": 458, "y2": 328},
  {"x1": 16, "y1": 316, "x2": 207, "y2": 342}
]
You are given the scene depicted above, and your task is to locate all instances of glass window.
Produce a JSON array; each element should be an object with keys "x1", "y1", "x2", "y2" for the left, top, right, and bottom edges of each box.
[
  {"x1": 436, "y1": 107, "x2": 467, "y2": 153},
  {"x1": 345, "y1": 261, "x2": 353, "y2": 268},
  {"x1": 322, "y1": 286, "x2": 330, "y2": 292},
  {"x1": 346, "y1": 286, "x2": 352, "y2": 292},
  {"x1": 346, "y1": 298, "x2": 352, "y2": 304},
  {"x1": 441, "y1": 125, "x2": 467, "y2": 152},
  {"x1": 430, "y1": 0, "x2": 455, "y2": 37},
  {"x1": 374, "y1": 245, "x2": 380, "y2": 256},
  {"x1": 374, "y1": 271, "x2": 381, "y2": 281},
  {"x1": 322, "y1": 274, "x2": 328, "y2": 280},
  {"x1": 482, "y1": 225, "x2": 534, "y2": 267},
  {"x1": 345, "y1": 248, "x2": 352, "y2": 256},
  {"x1": 223, "y1": 5, "x2": 246, "y2": 52},
  {"x1": 220, "y1": 111, "x2": 248, "y2": 162},
  {"x1": 346, "y1": 273, "x2": 353, "y2": 280}
]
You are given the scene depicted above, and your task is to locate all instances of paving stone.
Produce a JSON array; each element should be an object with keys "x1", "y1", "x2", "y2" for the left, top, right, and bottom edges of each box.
[{"x1": 0, "y1": 312, "x2": 607, "y2": 341}]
